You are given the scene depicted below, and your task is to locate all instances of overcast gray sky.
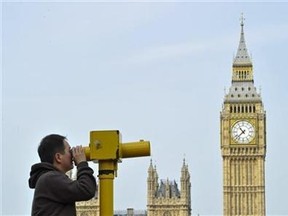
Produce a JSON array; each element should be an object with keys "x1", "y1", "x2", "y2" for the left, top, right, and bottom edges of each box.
[{"x1": 2, "y1": 1, "x2": 288, "y2": 215}]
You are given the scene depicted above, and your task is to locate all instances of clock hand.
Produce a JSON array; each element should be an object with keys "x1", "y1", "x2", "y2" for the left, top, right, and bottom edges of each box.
[
  {"x1": 235, "y1": 133, "x2": 242, "y2": 140},
  {"x1": 239, "y1": 127, "x2": 246, "y2": 134},
  {"x1": 234, "y1": 128, "x2": 246, "y2": 140}
]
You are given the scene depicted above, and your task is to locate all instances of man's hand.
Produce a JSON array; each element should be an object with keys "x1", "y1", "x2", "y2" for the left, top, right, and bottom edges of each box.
[{"x1": 72, "y1": 145, "x2": 86, "y2": 166}]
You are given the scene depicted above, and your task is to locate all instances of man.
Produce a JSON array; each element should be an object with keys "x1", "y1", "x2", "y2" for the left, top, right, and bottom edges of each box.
[{"x1": 29, "y1": 134, "x2": 96, "y2": 216}]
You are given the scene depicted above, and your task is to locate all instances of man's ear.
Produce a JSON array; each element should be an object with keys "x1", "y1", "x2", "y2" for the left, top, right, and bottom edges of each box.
[{"x1": 54, "y1": 152, "x2": 62, "y2": 164}]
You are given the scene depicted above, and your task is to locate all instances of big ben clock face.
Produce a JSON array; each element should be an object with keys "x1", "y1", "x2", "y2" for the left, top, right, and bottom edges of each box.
[{"x1": 232, "y1": 120, "x2": 255, "y2": 144}]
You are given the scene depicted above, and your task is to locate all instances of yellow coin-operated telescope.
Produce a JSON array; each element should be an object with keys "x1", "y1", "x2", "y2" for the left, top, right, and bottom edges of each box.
[{"x1": 83, "y1": 130, "x2": 150, "y2": 216}]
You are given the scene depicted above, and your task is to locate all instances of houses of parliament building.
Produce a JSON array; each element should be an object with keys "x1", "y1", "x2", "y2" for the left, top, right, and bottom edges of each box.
[
  {"x1": 70, "y1": 17, "x2": 267, "y2": 216},
  {"x1": 68, "y1": 159, "x2": 191, "y2": 216}
]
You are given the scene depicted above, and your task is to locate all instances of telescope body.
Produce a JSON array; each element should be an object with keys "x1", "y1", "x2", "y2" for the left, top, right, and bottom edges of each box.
[{"x1": 83, "y1": 130, "x2": 150, "y2": 161}]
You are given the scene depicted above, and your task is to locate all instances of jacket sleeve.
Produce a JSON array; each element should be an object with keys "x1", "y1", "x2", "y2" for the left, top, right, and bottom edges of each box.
[
  {"x1": 39, "y1": 162, "x2": 97, "y2": 203},
  {"x1": 75, "y1": 161, "x2": 97, "y2": 200}
]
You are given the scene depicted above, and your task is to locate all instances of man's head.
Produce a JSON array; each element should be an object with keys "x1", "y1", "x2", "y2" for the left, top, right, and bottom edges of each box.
[{"x1": 38, "y1": 134, "x2": 73, "y2": 172}]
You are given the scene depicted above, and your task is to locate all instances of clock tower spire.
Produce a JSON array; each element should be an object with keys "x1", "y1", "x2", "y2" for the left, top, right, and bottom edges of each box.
[
  {"x1": 232, "y1": 15, "x2": 254, "y2": 83},
  {"x1": 220, "y1": 16, "x2": 267, "y2": 216}
]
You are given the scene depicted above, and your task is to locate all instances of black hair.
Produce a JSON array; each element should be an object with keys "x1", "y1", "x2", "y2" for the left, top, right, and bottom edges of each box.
[{"x1": 38, "y1": 134, "x2": 66, "y2": 164}]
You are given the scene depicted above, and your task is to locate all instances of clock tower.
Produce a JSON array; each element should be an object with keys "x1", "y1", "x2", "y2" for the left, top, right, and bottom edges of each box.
[{"x1": 220, "y1": 17, "x2": 266, "y2": 215}]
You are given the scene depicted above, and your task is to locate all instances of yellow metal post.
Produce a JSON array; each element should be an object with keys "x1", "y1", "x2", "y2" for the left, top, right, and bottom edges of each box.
[{"x1": 98, "y1": 160, "x2": 115, "y2": 216}]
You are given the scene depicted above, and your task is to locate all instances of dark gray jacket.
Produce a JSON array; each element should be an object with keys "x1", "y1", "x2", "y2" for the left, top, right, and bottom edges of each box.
[{"x1": 29, "y1": 161, "x2": 96, "y2": 216}]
